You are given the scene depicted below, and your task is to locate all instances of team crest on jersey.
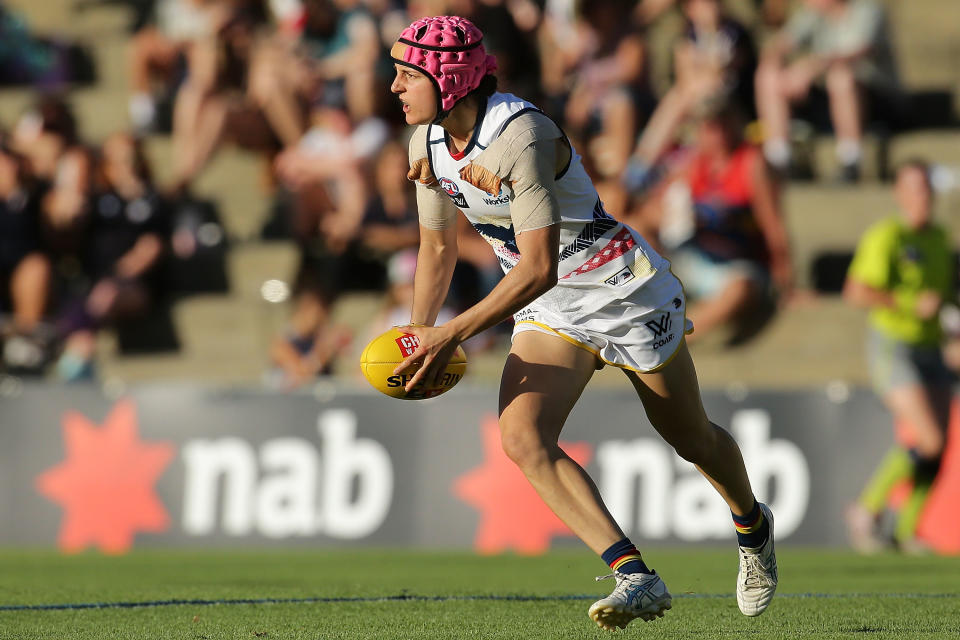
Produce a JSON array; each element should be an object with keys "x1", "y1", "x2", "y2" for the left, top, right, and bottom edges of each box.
[{"x1": 439, "y1": 177, "x2": 470, "y2": 208}]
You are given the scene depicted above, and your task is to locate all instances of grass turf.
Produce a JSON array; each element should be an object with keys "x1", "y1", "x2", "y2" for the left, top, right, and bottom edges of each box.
[{"x1": 0, "y1": 549, "x2": 958, "y2": 639}]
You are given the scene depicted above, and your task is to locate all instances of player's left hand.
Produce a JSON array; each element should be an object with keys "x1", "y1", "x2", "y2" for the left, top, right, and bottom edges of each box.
[{"x1": 392, "y1": 324, "x2": 462, "y2": 393}]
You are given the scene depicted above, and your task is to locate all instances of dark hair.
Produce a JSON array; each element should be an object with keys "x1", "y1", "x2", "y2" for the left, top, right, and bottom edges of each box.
[
  {"x1": 34, "y1": 94, "x2": 78, "y2": 145},
  {"x1": 694, "y1": 96, "x2": 746, "y2": 148},
  {"x1": 435, "y1": 75, "x2": 498, "y2": 124},
  {"x1": 95, "y1": 133, "x2": 153, "y2": 191},
  {"x1": 473, "y1": 74, "x2": 498, "y2": 99},
  {"x1": 0, "y1": 139, "x2": 30, "y2": 186}
]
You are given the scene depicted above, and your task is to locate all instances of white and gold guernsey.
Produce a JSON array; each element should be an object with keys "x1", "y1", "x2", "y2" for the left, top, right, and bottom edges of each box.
[{"x1": 409, "y1": 92, "x2": 692, "y2": 372}]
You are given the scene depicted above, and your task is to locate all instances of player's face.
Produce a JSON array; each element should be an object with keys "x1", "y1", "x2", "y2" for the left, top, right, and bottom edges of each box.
[
  {"x1": 895, "y1": 166, "x2": 933, "y2": 229},
  {"x1": 391, "y1": 64, "x2": 437, "y2": 125}
]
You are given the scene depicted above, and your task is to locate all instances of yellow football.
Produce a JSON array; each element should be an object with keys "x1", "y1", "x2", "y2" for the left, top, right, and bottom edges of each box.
[{"x1": 360, "y1": 327, "x2": 467, "y2": 400}]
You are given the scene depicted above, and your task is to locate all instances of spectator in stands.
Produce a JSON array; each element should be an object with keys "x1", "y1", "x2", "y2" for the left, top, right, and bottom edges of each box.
[
  {"x1": 634, "y1": 0, "x2": 791, "y2": 29},
  {"x1": 25, "y1": 97, "x2": 93, "y2": 280},
  {"x1": 168, "y1": 0, "x2": 273, "y2": 193},
  {"x1": 359, "y1": 139, "x2": 420, "y2": 258},
  {"x1": 754, "y1": 0, "x2": 900, "y2": 182},
  {"x1": 625, "y1": 0, "x2": 757, "y2": 194},
  {"x1": 0, "y1": 141, "x2": 52, "y2": 374},
  {"x1": 10, "y1": 94, "x2": 80, "y2": 186},
  {"x1": 309, "y1": 0, "x2": 380, "y2": 122},
  {"x1": 56, "y1": 133, "x2": 169, "y2": 380},
  {"x1": 843, "y1": 159, "x2": 954, "y2": 552},
  {"x1": 273, "y1": 104, "x2": 383, "y2": 291},
  {"x1": 245, "y1": 0, "x2": 380, "y2": 154},
  {"x1": 128, "y1": 0, "x2": 213, "y2": 133},
  {"x1": 267, "y1": 281, "x2": 352, "y2": 389},
  {"x1": 662, "y1": 99, "x2": 793, "y2": 344},
  {"x1": 544, "y1": 0, "x2": 652, "y2": 181}
]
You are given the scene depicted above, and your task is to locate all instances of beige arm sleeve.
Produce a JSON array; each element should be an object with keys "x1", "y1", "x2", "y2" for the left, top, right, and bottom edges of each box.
[
  {"x1": 466, "y1": 112, "x2": 568, "y2": 233},
  {"x1": 507, "y1": 141, "x2": 562, "y2": 233},
  {"x1": 407, "y1": 125, "x2": 458, "y2": 230}
]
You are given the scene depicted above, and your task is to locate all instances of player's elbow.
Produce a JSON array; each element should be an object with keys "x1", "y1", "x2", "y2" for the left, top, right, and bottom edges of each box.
[
  {"x1": 541, "y1": 268, "x2": 559, "y2": 292},
  {"x1": 530, "y1": 260, "x2": 558, "y2": 296}
]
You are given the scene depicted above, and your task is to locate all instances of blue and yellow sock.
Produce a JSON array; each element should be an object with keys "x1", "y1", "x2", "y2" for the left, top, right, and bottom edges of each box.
[
  {"x1": 733, "y1": 500, "x2": 769, "y2": 549},
  {"x1": 601, "y1": 538, "x2": 650, "y2": 575}
]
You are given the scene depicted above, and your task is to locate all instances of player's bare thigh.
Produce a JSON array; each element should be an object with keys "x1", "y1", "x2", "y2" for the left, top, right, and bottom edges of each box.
[
  {"x1": 623, "y1": 339, "x2": 712, "y2": 445},
  {"x1": 499, "y1": 330, "x2": 598, "y2": 444}
]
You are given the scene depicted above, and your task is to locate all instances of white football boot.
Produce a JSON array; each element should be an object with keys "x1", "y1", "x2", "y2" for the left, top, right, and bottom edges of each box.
[
  {"x1": 588, "y1": 571, "x2": 672, "y2": 631},
  {"x1": 736, "y1": 502, "x2": 778, "y2": 616}
]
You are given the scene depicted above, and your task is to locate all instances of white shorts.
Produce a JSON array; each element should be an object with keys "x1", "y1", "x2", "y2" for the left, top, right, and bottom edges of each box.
[{"x1": 512, "y1": 268, "x2": 694, "y2": 373}]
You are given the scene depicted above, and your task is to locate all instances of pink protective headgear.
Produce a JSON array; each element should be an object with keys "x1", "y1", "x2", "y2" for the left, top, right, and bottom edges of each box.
[{"x1": 391, "y1": 16, "x2": 498, "y2": 119}]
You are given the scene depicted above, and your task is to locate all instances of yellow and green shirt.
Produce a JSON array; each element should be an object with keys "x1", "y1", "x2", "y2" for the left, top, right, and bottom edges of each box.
[{"x1": 848, "y1": 217, "x2": 953, "y2": 345}]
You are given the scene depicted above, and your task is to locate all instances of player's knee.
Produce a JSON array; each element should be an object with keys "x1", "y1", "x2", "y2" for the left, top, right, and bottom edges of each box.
[{"x1": 499, "y1": 425, "x2": 550, "y2": 471}]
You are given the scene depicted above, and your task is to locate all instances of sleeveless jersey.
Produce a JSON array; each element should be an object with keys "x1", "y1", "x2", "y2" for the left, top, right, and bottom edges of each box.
[
  {"x1": 425, "y1": 92, "x2": 668, "y2": 321},
  {"x1": 687, "y1": 146, "x2": 768, "y2": 265}
]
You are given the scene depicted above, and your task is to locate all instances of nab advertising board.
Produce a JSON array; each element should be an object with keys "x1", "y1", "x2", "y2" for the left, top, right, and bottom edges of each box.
[{"x1": 2, "y1": 383, "x2": 960, "y2": 554}]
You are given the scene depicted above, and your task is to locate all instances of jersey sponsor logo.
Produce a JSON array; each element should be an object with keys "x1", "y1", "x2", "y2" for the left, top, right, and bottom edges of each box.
[
  {"x1": 604, "y1": 266, "x2": 635, "y2": 287},
  {"x1": 513, "y1": 308, "x2": 536, "y2": 322},
  {"x1": 483, "y1": 194, "x2": 510, "y2": 206},
  {"x1": 440, "y1": 177, "x2": 470, "y2": 208},
  {"x1": 395, "y1": 334, "x2": 420, "y2": 357}
]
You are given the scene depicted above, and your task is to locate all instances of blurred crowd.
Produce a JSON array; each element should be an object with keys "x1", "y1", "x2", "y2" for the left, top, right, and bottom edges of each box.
[
  {"x1": 2, "y1": 0, "x2": 958, "y2": 554},
  {"x1": 0, "y1": 0, "x2": 937, "y2": 385}
]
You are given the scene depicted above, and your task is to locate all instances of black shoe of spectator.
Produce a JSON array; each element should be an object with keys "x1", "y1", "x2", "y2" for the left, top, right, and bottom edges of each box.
[{"x1": 834, "y1": 162, "x2": 861, "y2": 185}]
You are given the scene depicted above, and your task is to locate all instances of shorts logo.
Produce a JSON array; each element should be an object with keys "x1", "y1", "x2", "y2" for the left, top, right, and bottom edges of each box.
[
  {"x1": 395, "y1": 334, "x2": 420, "y2": 357},
  {"x1": 645, "y1": 312, "x2": 672, "y2": 338},
  {"x1": 440, "y1": 177, "x2": 469, "y2": 208},
  {"x1": 673, "y1": 297, "x2": 682, "y2": 310},
  {"x1": 645, "y1": 312, "x2": 675, "y2": 350},
  {"x1": 604, "y1": 266, "x2": 635, "y2": 287}
]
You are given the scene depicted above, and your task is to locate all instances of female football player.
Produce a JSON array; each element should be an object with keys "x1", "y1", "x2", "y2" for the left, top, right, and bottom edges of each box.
[{"x1": 389, "y1": 16, "x2": 777, "y2": 630}]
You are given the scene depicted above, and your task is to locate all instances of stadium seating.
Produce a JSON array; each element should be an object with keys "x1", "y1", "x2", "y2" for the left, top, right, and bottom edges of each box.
[{"x1": 1, "y1": 0, "x2": 957, "y2": 390}]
